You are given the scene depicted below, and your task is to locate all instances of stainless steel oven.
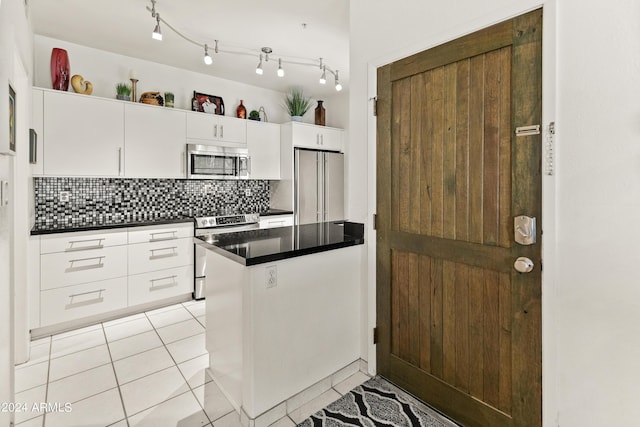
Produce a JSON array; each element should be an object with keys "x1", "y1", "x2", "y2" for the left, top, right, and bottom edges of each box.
[
  {"x1": 193, "y1": 213, "x2": 260, "y2": 299},
  {"x1": 187, "y1": 144, "x2": 250, "y2": 179}
]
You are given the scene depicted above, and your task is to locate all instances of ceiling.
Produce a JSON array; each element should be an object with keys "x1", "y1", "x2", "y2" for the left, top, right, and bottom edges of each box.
[{"x1": 30, "y1": 0, "x2": 350, "y2": 98}]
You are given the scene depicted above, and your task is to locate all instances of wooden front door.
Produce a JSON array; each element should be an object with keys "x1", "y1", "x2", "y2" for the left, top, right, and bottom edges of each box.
[{"x1": 376, "y1": 9, "x2": 542, "y2": 427}]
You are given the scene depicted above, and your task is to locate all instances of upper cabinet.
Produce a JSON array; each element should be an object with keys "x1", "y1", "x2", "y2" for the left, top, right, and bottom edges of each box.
[
  {"x1": 124, "y1": 103, "x2": 186, "y2": 178},
  {"x1": 31, "y1": 89, "x2": 44, "y2": 175},
  {"x1": 289, "y1": 122, "x2": 343, "y2": 152},
  {"x1": 246, "y1": 121, "x2": 280, "y2": 180},
  {"x1": 186, "y1": 112, "x2": 246, "y2": 145},
  {"x1": 43, "y1": 90, "x2": 124, "y2": 176}
]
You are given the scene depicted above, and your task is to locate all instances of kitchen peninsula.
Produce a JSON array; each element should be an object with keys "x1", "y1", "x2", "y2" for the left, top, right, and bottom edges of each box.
[{"x1": 196, "y1": 221, "x2": 364, "y2": 424}]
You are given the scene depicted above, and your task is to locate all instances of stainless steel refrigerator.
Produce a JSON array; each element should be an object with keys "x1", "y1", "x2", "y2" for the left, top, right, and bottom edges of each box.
[{"x1": 294, "y1": 148, "x2": 344, "y2": 225}]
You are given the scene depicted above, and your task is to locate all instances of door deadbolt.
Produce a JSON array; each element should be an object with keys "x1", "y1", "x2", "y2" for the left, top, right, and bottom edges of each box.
[
  {"x1": 514, "y1": 215, "x2": 536, "y2": 245},
  {"x1": 514, "y1": 257, "x2": 534, "y2": 273}
]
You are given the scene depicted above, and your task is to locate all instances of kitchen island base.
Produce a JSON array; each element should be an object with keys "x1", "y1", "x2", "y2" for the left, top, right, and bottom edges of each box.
[{"x1": 205, "y1": 243, "x2": 362, "y2": 423}]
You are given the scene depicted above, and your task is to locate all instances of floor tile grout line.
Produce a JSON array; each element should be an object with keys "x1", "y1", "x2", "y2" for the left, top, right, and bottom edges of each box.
[
  {"x1": 41, "y1": 336, "x2": 53, "y2": 427},
  {"x1": 144, "y1": 308, "x2": 215, "y2": 425},
  {"x1": 100, "y1": 322, "x2": 131, "y2": 427}
]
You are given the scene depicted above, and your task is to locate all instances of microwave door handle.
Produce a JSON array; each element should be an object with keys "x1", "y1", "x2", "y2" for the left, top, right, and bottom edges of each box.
[{"x1": 247, "y1": 156, "x2": 251, "y2": 175}]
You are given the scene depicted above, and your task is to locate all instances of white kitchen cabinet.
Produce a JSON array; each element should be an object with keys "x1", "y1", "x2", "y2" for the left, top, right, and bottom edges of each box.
[
  {"x1": 43, "y1": 90, "x2": 124, "y2": 176},
  {"x1": 247, "y1": 121, "x2": 280, "y2": 179},
  {"x1": 289, "y1": 122, "x2": 343, "y2": 152},
  {"x1": 186, "y1": 111, "x2": 246, "y2": 144},
  {"x1": 31, "y1": 89, "x2": 44, "y2": 175},
  {"x1": 259, "y1": 214, "x2": 293, "y2": 229},
  {"x1": 128, "y1": 238, "x2": 193, "y2": 275},
  {"x1": 124, "y1": 103, "x2": 186, "y2": 178},
  {"x1": 128, "y1": 265, "x2": 193, "y2": 306}
]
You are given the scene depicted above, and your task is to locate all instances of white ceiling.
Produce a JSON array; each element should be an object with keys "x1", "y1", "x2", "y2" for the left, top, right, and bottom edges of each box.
[{"x1": 30, "y1": 0, "x2": 350, "y2": 98}]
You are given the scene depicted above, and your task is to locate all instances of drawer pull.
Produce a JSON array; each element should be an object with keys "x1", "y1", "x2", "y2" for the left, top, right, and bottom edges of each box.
[
  {"x1": 149, "y1": 275, "x2": 178, "y2": 291},
  {"x1": 66, "y1": 256, "x2": 105, "y2": 272},
  {"x1": 66, "y1": 288, "x2": 106, "y2": 308},
  {"x1": 149, "y1": 246, "x2": 178, "y2": 260},
  {"x1": 65, "y1": 238, "x2": 105, "y2": 252},
  {"x1": 149, "y1": 231, "x2": 178, "y2": 242}
]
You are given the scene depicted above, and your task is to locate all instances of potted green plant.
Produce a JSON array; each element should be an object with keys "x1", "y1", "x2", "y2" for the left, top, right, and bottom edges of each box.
[
  {"x1": 116, "y1": 83, "x2": 131, "y2": 101},
  {"x1": 248, "y1": 110, "x2": 260, "y2": 121},
  {"x1": 164, "y1": 92, "x2": 175, "y2": 108},
  {"x1": 283, "y1": 88, "x2": 311, "y2": 121}
]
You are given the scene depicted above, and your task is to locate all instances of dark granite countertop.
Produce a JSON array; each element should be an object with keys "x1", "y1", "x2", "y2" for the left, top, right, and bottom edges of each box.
[
  {"x1": 195, "y1": 221, "x2": 364, "y2": 266},
  {"x1": 258, "y1": 209, "x2": 294, "y2": 216},
  {"x1": 31, "y1": 216, "x2": 194, "y2": 235}
]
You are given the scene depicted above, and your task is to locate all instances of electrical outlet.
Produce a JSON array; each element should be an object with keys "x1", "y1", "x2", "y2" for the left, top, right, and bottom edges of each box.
[
  {"x1": 59, "y1": 191, "x2": 70, "y2": 202},
  {"x1": 245, "y1": 188, "x2": 252, "y2": 197},
  {"x1": 266, "y1": 265, "x2": 277, "y2": 288}
]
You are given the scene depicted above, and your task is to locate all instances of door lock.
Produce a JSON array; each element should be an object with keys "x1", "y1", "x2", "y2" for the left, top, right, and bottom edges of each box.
[
  {"x1": 514, "y1": 215, "x2": 536, "y2": 245},
  {"x1": 514, "y1": 257, "x2": 534, "y2": 273}
]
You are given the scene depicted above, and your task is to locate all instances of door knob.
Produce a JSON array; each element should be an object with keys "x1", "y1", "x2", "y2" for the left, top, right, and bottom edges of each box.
[{"x1": 514, "y1": 257, "x2": 534, "y2": 273}]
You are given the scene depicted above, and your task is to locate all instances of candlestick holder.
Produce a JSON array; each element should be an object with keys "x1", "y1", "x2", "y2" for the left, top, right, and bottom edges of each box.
[{"x1": 130, "y1": 78, "x2": 139, "y2": 102}]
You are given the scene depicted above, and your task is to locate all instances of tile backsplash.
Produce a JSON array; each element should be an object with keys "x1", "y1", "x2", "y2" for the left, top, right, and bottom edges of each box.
[{"x1": 34, "y1": 177, "x2": 270, "y2": 228}]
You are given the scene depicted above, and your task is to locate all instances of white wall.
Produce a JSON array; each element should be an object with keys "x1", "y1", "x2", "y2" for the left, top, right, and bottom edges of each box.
[
  {"x1": 351, "y1": 0, "x2": 640, "y2": 426},
  {"x1": 0, "y1": 0, "x2": 33, "y2": 424}
]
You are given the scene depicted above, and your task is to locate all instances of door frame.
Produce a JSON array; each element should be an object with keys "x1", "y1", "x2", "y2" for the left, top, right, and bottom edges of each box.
[{"x1": 363, "y1": 2, "x2": 558, "y2": 425}]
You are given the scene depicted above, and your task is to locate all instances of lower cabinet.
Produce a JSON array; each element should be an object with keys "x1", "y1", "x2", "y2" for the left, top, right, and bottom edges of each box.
[
  {"x1": 259, "y1": 214, "x2": 294, "y2": 229},
  {"x1": 36, "y1": 223, "x2": 194, "y2": 332}
]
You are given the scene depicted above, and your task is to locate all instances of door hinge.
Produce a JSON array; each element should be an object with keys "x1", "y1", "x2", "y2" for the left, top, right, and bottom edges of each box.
[
  {"x1": 371, "y1": 96, "x2": 378, "y2": 116},
  {"x1": 373, "y1": 327, "x2": 379, "y2": 344},
  {"x1": 373, "y1": 213, "x2": 377, "y2": 230}
]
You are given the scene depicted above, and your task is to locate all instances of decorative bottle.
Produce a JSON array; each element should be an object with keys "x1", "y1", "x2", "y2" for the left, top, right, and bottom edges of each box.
[
  {"x1": 314, "y1": 100, "x2": 326, "y2": 126},
  {"x1": 237, "y1": 100, "x2": 247, "y2": 119}
]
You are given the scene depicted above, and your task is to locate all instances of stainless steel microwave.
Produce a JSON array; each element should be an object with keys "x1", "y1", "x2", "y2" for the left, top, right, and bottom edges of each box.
[{"x1": 186, "y1": 144, "x2": 250, "y2": 179}]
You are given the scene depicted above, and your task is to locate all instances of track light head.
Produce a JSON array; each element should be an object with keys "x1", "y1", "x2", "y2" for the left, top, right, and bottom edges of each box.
[
  {"x1": 152, "y1": 15, "x2": 162, "y2": 40},
  {"x1": 203, "y1": 44, "x2": 213, "y2": 65},
  {"x1": 334, "y1": 70, "x2": 342, "y2": 91},
  {"x1": 256, "y1": 54, "x2": 264, "y2": 75},
  {"x1": 319, "y1": 66, "x2": 327, "y2": 85},
  {"x1": 277, "y1": 58, "x2": 284, "y2": 77}
]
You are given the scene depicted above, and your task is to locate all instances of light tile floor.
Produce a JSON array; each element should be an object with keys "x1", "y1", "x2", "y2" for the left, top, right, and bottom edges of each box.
[{"x1": 14, "y1": 300, "x2": 370, "y2": 427}]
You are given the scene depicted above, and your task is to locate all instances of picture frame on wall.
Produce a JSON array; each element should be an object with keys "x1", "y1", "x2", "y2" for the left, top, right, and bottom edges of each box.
[
  {"x1": 9, "y1": 84, "x2": 16, "y2": 154},
  {"x1": 192, "y1": 91, "x2": 225, "y2": 115}
]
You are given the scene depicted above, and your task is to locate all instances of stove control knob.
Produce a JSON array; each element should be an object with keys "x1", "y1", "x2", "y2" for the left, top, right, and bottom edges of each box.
[{"x1": 200, "y1": 219, "x2": 208, "y2": 227}]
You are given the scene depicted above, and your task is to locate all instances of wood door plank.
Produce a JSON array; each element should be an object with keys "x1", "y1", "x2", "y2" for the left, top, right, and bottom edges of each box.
[
  {"x1": 482, "y1": 50, "x2": 501, "y2": 247},
  {"x1": 468, "y1": 55, "x2": 484, "y2": 244},
  {"x1": 391, "y1": 250, "x2": 400, "y2": 356},
  {"x1": 498, "y1": 47, "x2": 513, "y2": 249},
  {"x1": 442, "y1": 260, "x2": 457, "y2": 383},
  {"x1": 419, "y1": 254, "x2": 432, "y2": 371},
  {"x1": 410, "y1": 75, "x2": 424, "y2": 234},
  {"x1": 430, "y1": 67, "x2": 445, "y2": 238},
  {"x1": 396, "y1": 79, "x2": 412, "y2": 233},
  {"x1": 420, "y1": 72, "x2": 434, "y2": 235},
  {"x1": 498, "y1": 272, "x2": 512, "y2": 413},
  {"x1": 468, "y1": 266, "x2": 484, "y2": 399},
  {"x1": 408, "y1": 252, "x2": 421, "y2": 365},
  {"x1": 455, "y1": 59, "x2": 470, "y2": 242},
  {"x1": 430, "y1": 257, "x2": 444, "y2": 379},
  {"x1": 454, "y1": 263, "x2": 470, "y2": 392},
  {"x1": 443, "y1": 63, "x2": 458, "y2": 239},
  {"x1": 483, "y1": 269, "x2": 500, "y2": 408},
  {"x1": 396, "y1": 251, "x2": 410, "y2": 360},
  {"x1": 390, "y1": 19, "x2": 513, "y2": 82}
]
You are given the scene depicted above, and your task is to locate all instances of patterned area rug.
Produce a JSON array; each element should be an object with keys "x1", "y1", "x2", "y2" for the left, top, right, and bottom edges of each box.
[{"x1": 297, "y1": 376, "x2": 459, "y2": 427}]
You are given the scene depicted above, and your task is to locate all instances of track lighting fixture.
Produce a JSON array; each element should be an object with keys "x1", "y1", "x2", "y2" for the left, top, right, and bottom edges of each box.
[
  {"x1": 203, "y1": 44, "x2": 213, "y2": 65},
  {"x1": 277, "y1": 58, "x2": 284, "y2": 77},
  {"x1": 144, "y1": 1, "x2": 345, "y2": 91},
  {"x1": 256, "y1": 54, "x2": 263, "y2": 75}
]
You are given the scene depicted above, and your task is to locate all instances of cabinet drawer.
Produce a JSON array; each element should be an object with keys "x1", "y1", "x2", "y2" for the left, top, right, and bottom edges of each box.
[
  {"x1": 128, "y1": 223, "x2": 193, "y2": 244},
  {"x1": 128, "y1": 265, "x2": 193, "y2": 306},
  {"x1": 40, "y1": 229, "x2": 128, "y2": 254},
  {"x1": 259, "y1": 215, "x2": 294, "y2": 229},
  {"x1": 41, "y1": 246, "x2": 128, "y2": 291},
  {"x1": 128, "y1": 238, "x2": 193, "y2": 275},
  {"x1": 40, "y1": 277, "x2": 127, "y2": 327}
]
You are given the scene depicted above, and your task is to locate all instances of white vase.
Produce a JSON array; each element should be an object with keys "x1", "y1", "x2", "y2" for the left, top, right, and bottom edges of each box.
[{"x1": 291, "y1": 116, "x2": 303, "y2": 122}]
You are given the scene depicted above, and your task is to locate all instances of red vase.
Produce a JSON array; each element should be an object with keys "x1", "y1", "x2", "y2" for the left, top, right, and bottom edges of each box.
[
  {"x1": 237, "y1": 100, "x2": 247, "y2": 119},
  {"x1": 50, "y1": 48, "x2": 70, "y2": 91}
]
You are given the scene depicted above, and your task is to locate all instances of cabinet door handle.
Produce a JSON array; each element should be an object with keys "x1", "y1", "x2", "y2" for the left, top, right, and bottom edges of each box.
[
  {"x1": 65, "y1": 238, "x2": 105, "y2": 252},
  {"x1": 118, "y1": 147, "x2": 122, "y2": 175},
  {"x1": 66, "y1": 288, "x2": 106, "y2": 308},
  {"x1": 66, "y1": 256, "x2": 105, "y2": 272},
  {"x1": 214, "y1": 124, "x2": 218, "y2": 138},
  {"x1": 149, "y1": 246, "x2": 178, "y2": 259},
  {"x1": 149, "y1": 231, "x2": 178, "y2": 242},
  {"x1": 320, "y1": 134, "x2": 324, "y2": 145},
  {"x1": 149, "y1": 275, "x2": 178, "y2": 291},
  {"x1": 316, "y1": 134, "x2": 320, "y2": 145},
  {"x1": 220, "y1": 125, "x2": 224, "y2": 139}
]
